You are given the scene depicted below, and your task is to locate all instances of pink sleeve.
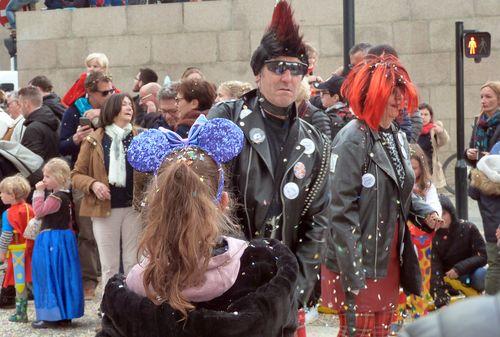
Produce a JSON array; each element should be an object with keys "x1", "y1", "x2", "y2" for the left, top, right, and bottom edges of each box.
[
  {"x1": 32, "y1": 191, "x2": 61, "y2": 218},
  {"x1": 126, "y1": 263, "x2": 147, "y2": 297}
]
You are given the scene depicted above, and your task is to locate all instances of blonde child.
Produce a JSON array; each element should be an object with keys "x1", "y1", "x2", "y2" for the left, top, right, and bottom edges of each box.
[
  {"x1": 215, "y1": 81, "x2": 253, "y2": 103},
  {"x1": 31, "y1": 158, "x2": 84, "y2": 329},
  {"x1": 62, "y1": 53, "x2": 109, "y2": 107},
  {"x1": 0, "y1": 175, "x2": 34, "y2": 323}
]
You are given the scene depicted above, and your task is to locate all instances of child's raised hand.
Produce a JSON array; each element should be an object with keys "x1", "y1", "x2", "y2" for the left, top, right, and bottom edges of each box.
[
  {"x1": 425, "y1": 212, "x2": 444, "y2": 230},
  {"x1": 35, "y1": 182, "x2": 46, "y2": 191}
]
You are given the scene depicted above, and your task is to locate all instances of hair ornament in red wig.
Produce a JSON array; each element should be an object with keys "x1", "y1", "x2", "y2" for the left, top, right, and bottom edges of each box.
[
  {"x1": 250, "y1": 0, "x2": 308, "y2": 75},
  {"x1": 341, "y1": 54, "x2": 418, "y2": 130}
]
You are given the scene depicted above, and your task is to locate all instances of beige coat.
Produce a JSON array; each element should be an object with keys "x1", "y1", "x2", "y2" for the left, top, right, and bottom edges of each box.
[
  {"x1": 470, "y1": 168, "x2": 500, "y2": 196},
  {"x1": 71, "y1": 128, "x2": 148, "y2": 218},
  {"x1": 430, "y1": 120, "x2": 450, "y2": 189}
]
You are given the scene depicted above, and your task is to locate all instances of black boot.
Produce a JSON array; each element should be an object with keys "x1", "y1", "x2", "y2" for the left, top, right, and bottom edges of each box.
[{"x1": 0, "y1": 286, "x2": 16, "y2": 309}]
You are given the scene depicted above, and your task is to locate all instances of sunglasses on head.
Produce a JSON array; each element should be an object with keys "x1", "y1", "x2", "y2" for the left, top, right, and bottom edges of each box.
[
  {"x1": 264, "y1": 60, "x2": 308, "y2": 76},
  {"x1": 97, "y1": 88, "x2": 115, "y2": 97}
]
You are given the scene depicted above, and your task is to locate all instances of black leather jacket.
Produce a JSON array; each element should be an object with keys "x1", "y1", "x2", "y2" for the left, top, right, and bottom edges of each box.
[
  {"x1": 324, "y1": 119, "x2": 435, "y2": 295},
  {"x1": 208, "y1": 89, "x2": 332, "y2": 304}
]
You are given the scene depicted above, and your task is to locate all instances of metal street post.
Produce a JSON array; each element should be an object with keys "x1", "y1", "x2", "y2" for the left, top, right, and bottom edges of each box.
[
  {"x1": 455, "y1": 21, "x2": 468, "y2": 220},
  {"x1": 343, "y1": 0, "x2": 355, "y2": 71}
]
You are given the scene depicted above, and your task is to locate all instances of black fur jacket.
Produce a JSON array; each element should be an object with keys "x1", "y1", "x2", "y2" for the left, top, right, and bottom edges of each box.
[{"x1": 96, "y1": 238, "x2": 299, "y2": 337}]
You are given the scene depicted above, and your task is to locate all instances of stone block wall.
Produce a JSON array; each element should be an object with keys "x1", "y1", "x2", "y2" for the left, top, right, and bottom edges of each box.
[{"x1": 14, "y1": 0, "x2": 500, "y2": 160}]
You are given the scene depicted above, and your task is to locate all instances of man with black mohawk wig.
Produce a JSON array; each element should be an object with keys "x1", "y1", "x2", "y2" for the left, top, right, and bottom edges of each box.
[{"x1": 209, "y1": 0, "x2": 333, "y2": 307}]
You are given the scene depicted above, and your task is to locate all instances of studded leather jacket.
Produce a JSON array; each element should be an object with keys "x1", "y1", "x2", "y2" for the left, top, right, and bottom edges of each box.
[
  {"x1": 323, "y1": 119, "x2": 435, "y2": 296},
  {"x1": 208, "y1": 89, "x2": 332, "y2": 305}
]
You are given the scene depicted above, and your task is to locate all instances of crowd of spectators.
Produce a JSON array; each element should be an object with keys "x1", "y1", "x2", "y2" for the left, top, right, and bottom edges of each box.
[{"x1": 0, "y1": 23, "x2": 498, "y2": 334}]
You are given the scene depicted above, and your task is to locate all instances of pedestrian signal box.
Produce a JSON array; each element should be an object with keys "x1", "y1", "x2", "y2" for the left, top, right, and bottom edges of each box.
[{"x1": 464, "y1": 32, "x2": 491, "y2": 58}]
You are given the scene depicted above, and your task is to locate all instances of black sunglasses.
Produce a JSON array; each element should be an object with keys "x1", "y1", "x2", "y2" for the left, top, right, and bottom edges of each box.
[
  {"x1": 97, "y1": 88, "x2": 116, "y2": 97},
  {"x1": 265, "y1": 60, "x2": 308, "y2": 76}
]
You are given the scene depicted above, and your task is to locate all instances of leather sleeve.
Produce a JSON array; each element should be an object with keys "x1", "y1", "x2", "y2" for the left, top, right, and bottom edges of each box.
[
  {"x1": 409, "y1": 192, "x2": 436, "y2": 233},
  {"x1": 310, "y1": 110, "x2": 332, "y2": 140},
  {"x1": 294, "y1": 138, "x2": 332, "y2": 304},
  {"x1": 327, "y1": 138, "x2": 366, "y2": 292},
  {"x1": 207, "y1": 101, "x2": 241, "y2": 122}
]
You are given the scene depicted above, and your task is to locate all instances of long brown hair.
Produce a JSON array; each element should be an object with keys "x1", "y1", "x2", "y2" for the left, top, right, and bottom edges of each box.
[
  {"x1": 139, "y1": 147, "x2": 237, "y2": 318},
  {"x1": 410, "y1": 143, "x2": 431, "y2": 196}
]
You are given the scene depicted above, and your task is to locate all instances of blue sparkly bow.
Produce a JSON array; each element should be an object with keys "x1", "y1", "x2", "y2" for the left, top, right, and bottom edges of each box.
[
  {"x1": 159, "y1": 115, "x2": 205, "y2": 151},
  {"x1": 127, "y1": 115, "x2": 244, "y2": 201}
]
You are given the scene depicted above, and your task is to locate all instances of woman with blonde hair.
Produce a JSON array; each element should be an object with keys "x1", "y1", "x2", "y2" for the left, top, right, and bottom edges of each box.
[
  {"x1": 215, "y1": 81, "x2": 253, "y2": 103},
  {"x1": 466, "y1": 80, "x2": 500, "y2": 295},
  {"x1": 466, "y1": 81, "x2": 500, "y2": 164}
]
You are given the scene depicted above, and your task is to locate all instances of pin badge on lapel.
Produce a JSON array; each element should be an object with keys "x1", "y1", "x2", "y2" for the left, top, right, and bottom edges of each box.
[
  {"x1": 361, "y1": 173, "x2": 376, "y2": 188},
  {"x1": 397, "y1": 133, "x2": 405, "y2": 146},
  {"x1": 300, "y1": 138, "x2": 315, "y2": 155},
  {"x1": 249, "y1": 128, "x2": 266, "y2": 144},
  {"x1": 401, "y1": 147, "x2": 408, "y2": 159},
  {"x1": 240, "y1": 106, "x2": 252, "y2": 119},
  {"x1": 293, "y1": 162, "x2": 306, "y2": 179},
  {"x1": 283, "y1": 182, "x2": 299, "y2": 200}
]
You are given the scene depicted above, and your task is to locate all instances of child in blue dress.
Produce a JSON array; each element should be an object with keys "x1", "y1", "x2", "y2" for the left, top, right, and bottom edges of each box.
[{"x1": 31, "y1": 158, "x2": 84, "y2": 329}]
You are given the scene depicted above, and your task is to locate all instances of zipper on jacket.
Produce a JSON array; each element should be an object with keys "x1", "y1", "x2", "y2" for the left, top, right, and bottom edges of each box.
[
  {"x1": 244, "y1": 148, "x2": 253, "y2": 239},
  {"x1": 374, "y1": 165, "x2": 379, "y2": 276},
  {"x1": 279, "y1": 152, "x2": 305, "y2": 241}
]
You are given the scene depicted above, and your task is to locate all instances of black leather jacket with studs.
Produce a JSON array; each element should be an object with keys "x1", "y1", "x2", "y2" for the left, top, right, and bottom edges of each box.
[
  {"x1": 208, "y1": 89, "x2": 332, "y2": 305},
  {"x1": 323, "y1": 119, "x2": 435, "y2": 296}
]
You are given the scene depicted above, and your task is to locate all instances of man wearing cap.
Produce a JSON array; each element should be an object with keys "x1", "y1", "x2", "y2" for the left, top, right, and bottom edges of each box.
[
  {"x1": 208, "y1": 0, "x2": 332, "y2": 306},
  {"x1": 315, "y1": 75, "x2": 354, "y2": 140}
]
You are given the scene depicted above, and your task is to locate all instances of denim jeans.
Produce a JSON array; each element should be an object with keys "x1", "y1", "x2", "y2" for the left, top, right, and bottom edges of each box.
[
  {"x1": 459, "y1": 266, "x2": 487, "y2": 292},
  {"x1": 5, "y1": 0, "x2": 39, "y2": 29},
  {"x1": 485, "y1": 242, "x2": 500, "y2": 295}
]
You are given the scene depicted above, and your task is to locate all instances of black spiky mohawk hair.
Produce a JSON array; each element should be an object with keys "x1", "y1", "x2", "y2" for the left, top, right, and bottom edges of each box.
[{"x1": 250, "y1": 0, "x2": 308, "y2": 75}]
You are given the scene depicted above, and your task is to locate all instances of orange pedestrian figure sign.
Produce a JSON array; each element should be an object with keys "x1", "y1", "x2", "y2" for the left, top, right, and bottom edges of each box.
[{"x1": 464, "y1": 32, "x2": 491, "y2": 58}]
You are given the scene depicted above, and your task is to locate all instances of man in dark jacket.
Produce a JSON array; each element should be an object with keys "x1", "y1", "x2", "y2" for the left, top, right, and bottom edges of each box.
[
  {"x1": 18, "y1": 86, "x2": 59, "y2": 162},
  {"x1": 29, "y1": 75, "x2": 66, "y2": 121},
  {"x1": 431, "y1": 194, "x2": 487, "y2": 308},
  {"x1": 208, "y1": 1, "x2": 332, "y2": 306},
  {"x1": 18, "y1": 86, "x2": 60, "y2": 185},
  {"x1": 59, "y1": 71, "x2": 113, "y2": 166}
]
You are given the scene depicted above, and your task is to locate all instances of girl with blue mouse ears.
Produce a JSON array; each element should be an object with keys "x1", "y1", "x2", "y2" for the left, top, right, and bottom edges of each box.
[{"x1": 97, "y1": 115, "x2": 300, "y2": 337}]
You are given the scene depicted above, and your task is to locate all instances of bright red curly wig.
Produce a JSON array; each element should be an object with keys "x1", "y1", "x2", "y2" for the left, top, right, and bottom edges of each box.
[{"x1": 341, "y1": 54, "x2": 418, "y2": 130}]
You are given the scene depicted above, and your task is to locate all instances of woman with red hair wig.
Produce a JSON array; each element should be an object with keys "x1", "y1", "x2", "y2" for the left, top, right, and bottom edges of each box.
[{"x1": 321, "y1": 54, "x2": 443, "y2": 337}]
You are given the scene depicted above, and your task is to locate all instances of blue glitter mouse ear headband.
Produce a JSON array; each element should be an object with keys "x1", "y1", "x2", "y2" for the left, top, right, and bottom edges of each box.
[{"x1": 127, "y1": 115, "x2": 244, "y2": 201}]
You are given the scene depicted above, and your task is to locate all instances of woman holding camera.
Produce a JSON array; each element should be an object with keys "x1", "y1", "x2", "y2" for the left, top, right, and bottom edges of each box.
[{"x1": 72, "y1": 93, "x2": 145, "y2": 292}]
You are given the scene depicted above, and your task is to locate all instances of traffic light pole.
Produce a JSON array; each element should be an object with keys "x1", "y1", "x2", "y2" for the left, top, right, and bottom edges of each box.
[
  {"x1": 343, "y1": 0, "x2": 355, "y2": 71},
  {"x1": 455, "y1": 21, "x2": 468, "y2": 220}
]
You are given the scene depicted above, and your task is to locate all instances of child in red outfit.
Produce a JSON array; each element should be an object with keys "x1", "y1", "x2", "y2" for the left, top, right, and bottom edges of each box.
[
  {"x1": 0, "y1": 175, "x2": 34, "y2": 323},
  {"x1": 62, "y1": 53, "x2": 109, "y2": 107}
]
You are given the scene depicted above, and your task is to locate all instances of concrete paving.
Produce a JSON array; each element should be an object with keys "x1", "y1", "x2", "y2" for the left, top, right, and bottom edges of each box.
[{"x1": 0, "y1": 199, "x2": 482, "y2": 336}]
